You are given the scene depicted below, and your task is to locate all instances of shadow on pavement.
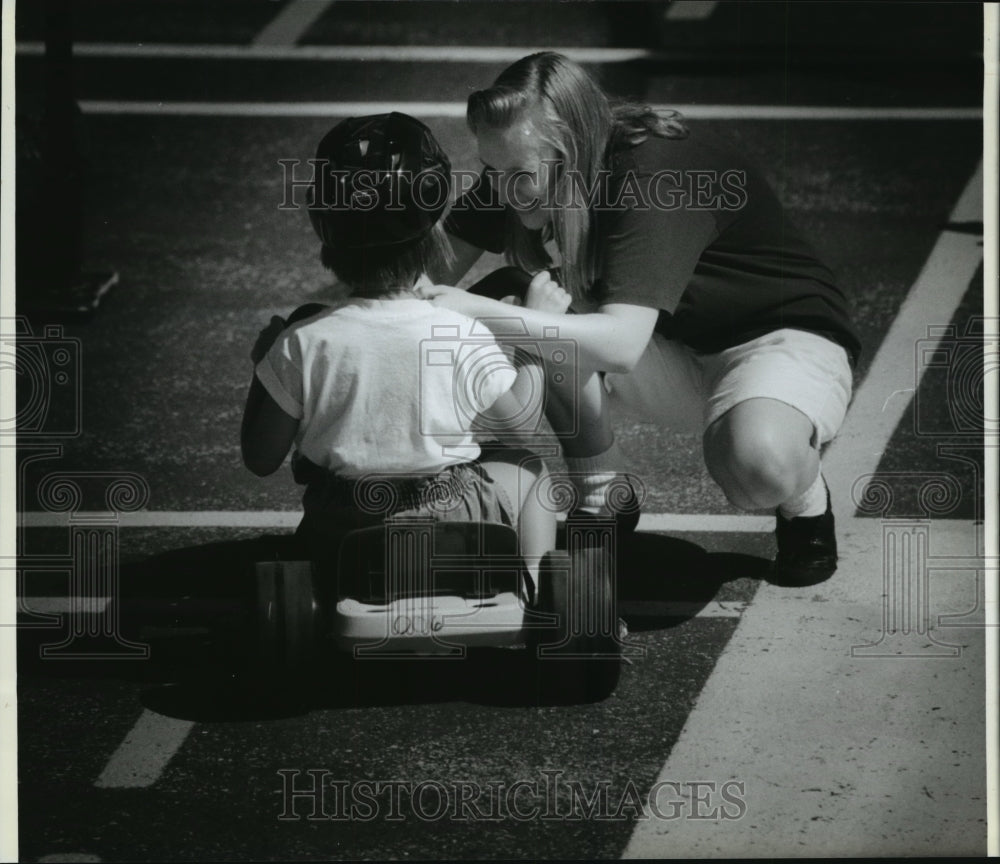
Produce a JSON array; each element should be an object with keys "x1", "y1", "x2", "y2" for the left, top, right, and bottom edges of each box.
[
  {"x1": 18, "y1": 530, "x2": 769, "y2": 718},
  {"x1": 617, "y1": 533, "x2": 767, "y2": 631}
]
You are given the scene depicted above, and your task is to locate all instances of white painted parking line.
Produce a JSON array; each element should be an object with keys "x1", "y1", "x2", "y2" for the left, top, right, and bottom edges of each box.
[
  {"x1": 951, "y1": 158, "x2": 986, "y2": 221},
  {"x1": 17, "y1": 510, "x2": 773, "y2": 532},
  {"x1": 14, "y1": 41, "x2": 984, "y2": 64},
  {"x1": 638, "y1": 514, "x2": 773, "y2": 533},
  {"x1": 824, "y1": 160, "x2": 985, "y2": 508},
  {"x1": 15, "y1": 41, "x2": 654, "y2": 63},
  {"x1": 664, "y1": 1, "x2": 718, "y2": 21},
  {"x1": 37, "y1": 855, "x2": 103, "y2": 863},
  {"x1": 21, "y1": 598, "x2": 743, "y2": 622},
  {"x1": 252, "y1": 0, "x2": 335, "y2": 47},
  {"x1": 20, "y1": 597, "x2": 110, "y2": 615},
  {"x1": 73, "y1": 100, "x2": 983, "y2": 120},
  {"x1": 624, "y1": 160, "x2": 989, "y2": 857},
  {"x1": 18, "y1": 510, "x2": 302, "y2": 528},
  {"x1": 94, "y1": 709, "x2": 195, "y2": 789},
  {"x1": 32, "y1": 592, "x2": 748, "y2": 801},
  {"x1": 79, "y1": 100, "x2": 469, "y2": 117},
  {"x1": 621, "y1": 600, "x2": 746, "y2": 618}
]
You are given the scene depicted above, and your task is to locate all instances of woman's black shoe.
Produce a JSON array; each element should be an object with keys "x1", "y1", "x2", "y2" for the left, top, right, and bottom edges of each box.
[{"x1": 768, "y1": 490, "x2": 838, "y2": 586}]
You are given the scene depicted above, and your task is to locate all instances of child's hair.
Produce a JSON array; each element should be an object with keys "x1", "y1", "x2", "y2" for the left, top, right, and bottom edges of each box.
[
  {"x1": 309, "y1": 112, "x2": 454, "y2": 296},
  {"x1": 466, "y1": 52, "x2": 687, "y2": 302},
  {"x1": 320, "y1": 221, "x2": 454, "y2": 297}
]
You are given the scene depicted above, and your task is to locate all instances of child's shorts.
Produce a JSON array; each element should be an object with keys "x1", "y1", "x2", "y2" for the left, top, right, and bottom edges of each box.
[
  {"x1": 603, "y1": 328, "x2": 854, "y2": 448},
  {"x1": 295, "y1": 455, "x2": 518, "y2": 560}
]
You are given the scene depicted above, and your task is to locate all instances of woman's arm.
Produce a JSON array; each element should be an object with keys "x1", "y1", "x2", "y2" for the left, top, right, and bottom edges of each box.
[{"x1": 421, "y1": 285, "x2": 659, "y2": 374}]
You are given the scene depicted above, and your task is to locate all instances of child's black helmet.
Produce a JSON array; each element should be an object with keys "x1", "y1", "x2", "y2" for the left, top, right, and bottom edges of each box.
[{"x1": 309, "y1": 112, "x2": 451, "y2": 250}]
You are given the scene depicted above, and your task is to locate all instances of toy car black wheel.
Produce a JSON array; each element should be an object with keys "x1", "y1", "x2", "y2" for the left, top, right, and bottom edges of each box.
[
  {"x1": 255, "y1": 560, "x2": 322, "y2": 678},
  {"x1": 528, "y1": 546, "x2": 621, "y2": 704}
]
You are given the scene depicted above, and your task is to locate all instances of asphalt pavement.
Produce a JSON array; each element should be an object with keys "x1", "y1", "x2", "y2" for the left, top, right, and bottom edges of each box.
[{"x1": 6, "y1": 1, "x2": 993, "y2": 860}]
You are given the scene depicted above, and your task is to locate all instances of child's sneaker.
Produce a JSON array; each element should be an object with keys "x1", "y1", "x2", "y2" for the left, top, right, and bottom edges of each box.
[{"x1": 768, "y1": 487, "x2": 838, "y2": 586}]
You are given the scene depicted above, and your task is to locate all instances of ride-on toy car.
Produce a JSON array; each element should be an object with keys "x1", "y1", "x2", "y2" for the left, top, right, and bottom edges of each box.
[
  {"x1": 254, "y1": 516, "x2": 623, "y2": 703},
  {"x1": 252, "y1": 268, "x2": 622, "y2": 703}
]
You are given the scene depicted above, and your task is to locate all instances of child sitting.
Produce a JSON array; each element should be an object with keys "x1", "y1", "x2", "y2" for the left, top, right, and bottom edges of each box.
[{"x1": 240, "y1": 112, "x2": 555, "y2": 589}]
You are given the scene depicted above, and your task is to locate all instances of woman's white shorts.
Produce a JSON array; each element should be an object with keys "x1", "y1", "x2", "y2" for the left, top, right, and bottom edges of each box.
[{"x1": 603, "y1": 328, "x2": 854, "y2": 448}]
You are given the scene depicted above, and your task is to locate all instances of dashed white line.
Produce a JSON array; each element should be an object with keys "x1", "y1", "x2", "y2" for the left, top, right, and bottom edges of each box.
[
  {"x1": 18, "y1": 510, "x2": 302, "y2": 528},
  {"x1": 251, "y1": 0, "x2": 335, "y2": 47},
  {"x1": 73, "y1": 100, "x2": 983, "y2": 120},
  {"x1": 37, "y1": 855, "x2": 103, "y2": 863},
  {"x1": 664, "y1": 1, "x2": 719, "y2": 21},
  {"x1": 21, "y1": 596, "x2": 110, "y2": 615},
  {"x1": 94, "y1": 709, "x2": 195, "y2": 789}
]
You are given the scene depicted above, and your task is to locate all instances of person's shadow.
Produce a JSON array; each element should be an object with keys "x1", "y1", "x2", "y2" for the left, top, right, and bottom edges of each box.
[
  {"x1": 615, "y1": 530, "x2": 769, "y2": 629},
  {"x1": 18, "y1": 530, "x2": 769, "y2": 718}
]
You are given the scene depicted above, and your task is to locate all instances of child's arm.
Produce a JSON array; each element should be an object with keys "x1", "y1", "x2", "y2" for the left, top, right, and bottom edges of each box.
[
  {"x1": 473, "y1": 362, "x2": 546, "y2": 446},
  {"x1": 241, "y1": 375, "x2": 299, "y2": 476},
  {"x1": 241, "y1": 316, "x2": 302, "y2": 477}
]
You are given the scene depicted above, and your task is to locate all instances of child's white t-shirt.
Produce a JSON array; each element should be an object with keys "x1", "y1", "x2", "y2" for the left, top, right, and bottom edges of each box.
[{"x1": 255, "y1": 297, "x2": 517, "y2": 478}]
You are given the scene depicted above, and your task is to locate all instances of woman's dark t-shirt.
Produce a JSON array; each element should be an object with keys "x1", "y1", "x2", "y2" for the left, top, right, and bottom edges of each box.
[{"x1": 445, "y1": 127, "x2": 861, "y2": 365}]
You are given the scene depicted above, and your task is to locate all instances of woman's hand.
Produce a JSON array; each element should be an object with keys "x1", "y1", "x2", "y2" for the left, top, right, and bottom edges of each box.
[
  {"x1": 524, "y1": 270, "x2": 572, "y2": 314},
  {"x1": 416, "y1": 283, "x2": 496, "y2": 316},
  {"x1": 250, "y1": 315, "x2": 286, "y2": 365}
]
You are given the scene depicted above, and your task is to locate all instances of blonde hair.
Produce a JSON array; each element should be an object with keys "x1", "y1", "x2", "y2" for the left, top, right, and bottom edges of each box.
[{"x1": 467, "y1": 52, "x2": 687, "y2": 301}]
